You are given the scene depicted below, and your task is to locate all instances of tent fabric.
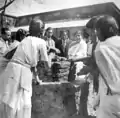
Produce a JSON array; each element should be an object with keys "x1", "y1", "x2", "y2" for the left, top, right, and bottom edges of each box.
[{"x1": 0, "y1": 0, "x2": 120, "y2": 17}]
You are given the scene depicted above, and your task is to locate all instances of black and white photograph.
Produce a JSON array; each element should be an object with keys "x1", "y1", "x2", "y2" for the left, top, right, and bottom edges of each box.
[{"x1": 0, "y1": 0, "x2": 119, "y2": 118}]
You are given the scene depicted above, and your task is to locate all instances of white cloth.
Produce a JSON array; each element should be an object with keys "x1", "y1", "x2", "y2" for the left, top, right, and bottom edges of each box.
[
  {"x1": 87, "y1": 42, "x2": 93, "y2": 56},
  {"x1": 9, "y1": 40, "x2": 20, "y2": 51},
  {"x1": 0, "y1": 40, "x2": 20, "y2": 81},
  {"x1": 46, "y1": 38, "x2": 55, "y2": 48},
  {"x1": 0, "y1": 38, "x2": 9, "y2": 56},
  {"x1": 68, "y1": 39, "x2": 87, "y2": 59},
  {"x1": 0, "y1": 36, "x2": 49, "y2": 118},
  {"x1": 68, "y1": 39, "x2": 87, "y2": 77},
  {"x1": 95, "y1": 36, "x2": 120, "y2": 118}
]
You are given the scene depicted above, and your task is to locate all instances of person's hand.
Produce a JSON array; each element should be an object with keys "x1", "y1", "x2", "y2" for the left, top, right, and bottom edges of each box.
[
  {"x1": 67, "y1": 58, "x2": 74, "y2": 62},
  {"x1": 32, "y1": 74, "x2": 42, "y2": 85},
  {"x1": 93, "y1": 95, "x2": 100, "y2": 110},
  {"x1": 55, "y1": 48, "x2": 60, "y2": 54},
  {"x1": 60, "y1": 57, "x2": 67, "y2": 61},
  {"x1": 77, "y1": 65, "x2": 91, "y2": 76}
]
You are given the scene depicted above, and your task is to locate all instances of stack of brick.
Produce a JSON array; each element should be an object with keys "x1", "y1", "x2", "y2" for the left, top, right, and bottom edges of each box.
[{"x1": 51, "y1": 61, "x2": 70, "y2": 82}]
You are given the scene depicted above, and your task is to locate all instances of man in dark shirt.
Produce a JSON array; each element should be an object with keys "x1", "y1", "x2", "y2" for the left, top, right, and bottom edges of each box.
[{"x1": 56, "y1": 30, "x2": 71, "y2": 58}]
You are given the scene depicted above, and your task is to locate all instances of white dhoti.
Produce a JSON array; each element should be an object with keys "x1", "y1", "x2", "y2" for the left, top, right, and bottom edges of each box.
[
  {"x1": 0, "y1": 90, "x2": 31, "y2": 118},
  {"x1": 0, "y1": 36, "x2": 49, "y2": 118},
  {"x1": 0, "y1": 62, "x2": 32, "y2": 118}
]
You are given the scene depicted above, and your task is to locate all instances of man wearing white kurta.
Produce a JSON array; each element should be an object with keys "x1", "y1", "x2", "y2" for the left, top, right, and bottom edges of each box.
[
  {"x1": 0, "y1": 19, "x2": 49, "y2": 118},
  {"x1": 94, "y1": 15, "x2": 120, "y2": 118}
]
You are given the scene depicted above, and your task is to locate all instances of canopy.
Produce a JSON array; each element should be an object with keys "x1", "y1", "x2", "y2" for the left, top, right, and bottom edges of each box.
[
  {"x1": 10, "y1": 19, "x2": 90, "y2": 32},
  {"x1": 0, "y1": 0, "x2": 120, "y2": 17}
]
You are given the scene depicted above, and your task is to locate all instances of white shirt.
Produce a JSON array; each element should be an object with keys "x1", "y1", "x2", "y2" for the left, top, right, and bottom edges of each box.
[
  {"x1": 0, "y1": 38, "x2": 9, "y2": 56},
  {"x1": 68, "y1": 39, "x2": 87, "y2": 59},
  {"x1": 12, "y1": 36, "x2": 49, "y2": 67},
  {"x1": 68, "y1": 39, "x2": 87, "y2": 76},
  {"x1": 95, "y1": 36, "x2": 120, "y2": 95}
]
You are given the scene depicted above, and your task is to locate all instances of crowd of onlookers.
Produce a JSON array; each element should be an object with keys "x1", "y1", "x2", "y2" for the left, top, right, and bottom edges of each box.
[{"x1": 0, "y1": 14, "x2": 120, "y2": 118}]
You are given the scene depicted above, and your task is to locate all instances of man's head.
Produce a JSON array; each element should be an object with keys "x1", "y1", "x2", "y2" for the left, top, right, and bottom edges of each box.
[
  {"x1": 16, "y1": 29, "x2": 27, "y2": 42},
  {"x1": 95, "y1": 15, "x2": 119, "y2": 41},
  {"x1": 1, "y1": 27, "x2": 11, "y2": 41},
  {"x1": 46, "y1": 27, "x2": 53, "y2": 38},
  {"x1": 60, "y1": 30, "x2": 68, "y2": 40},
  {"x1": 74, "y1": 30, "x2": 82, "y2": 42},
  {"x1": 29, "y1": 19, "x2": 45, "y2": 37},
  {"x1": 86, "y1": 16, "x2": 101, "y2": 43}
]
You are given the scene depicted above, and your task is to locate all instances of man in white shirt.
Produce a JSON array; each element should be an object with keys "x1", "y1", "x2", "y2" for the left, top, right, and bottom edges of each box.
[
  {"x1": 68, "y1": 30, "x2": 87, "y2": 80},
  {"x1": 0, "y1": 27, "x2": 11, "y2": 55},
  {"x1": 94, "y1": 15, "x2": 120, "y2": 118},
  {"x1": 0, "y1": 19, "x2": 49, "y2": 118}
]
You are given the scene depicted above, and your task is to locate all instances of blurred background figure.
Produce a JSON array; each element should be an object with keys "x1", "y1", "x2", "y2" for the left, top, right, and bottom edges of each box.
[
  {"x1": 0, "y1": 28, "x2": 27, "y2": 81},
  {"x1": 68, "y1": 30, "x2": 87, "y2": 60},
  {"x1": 16, "y1": 29, "x2": 27, "y2": 42},
  {"x1": 45, "y1": 27, "x2": 58, "y2": 43},
  {"x1": 68, "y1": 29, "x2": 87, "y2": 81},
  {"x1": 1, "y1": 27, "x2": 11, "y2": 43},
  {"x1": 56, "y1": 30, "x2": 71, "y2": 57},
  {"x1": 45, "y1": 27, "x2": 55, "y2": 49},
  {"x1": 10, "y1": 29, "x2": 27, "y2": 51},
  {"x1": 0, "y1": 27, "x2": 11, "y2": 55},
  {"x1": 0, "y1": 27, "x2": 12, "y2": 76},
  {"x1": 45, "y1": 27, "x2": 60, "y2": 63}
]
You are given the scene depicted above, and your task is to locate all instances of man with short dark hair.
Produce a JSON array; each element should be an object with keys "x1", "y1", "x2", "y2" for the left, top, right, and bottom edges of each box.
[
  {"x1": 0, "y1": 28, "x2": 12, "y2": 78},
  {"x1": 72, "y1": 16, "x2": 100, "y2": 116},
  {"x1": 0, "y1": 27, "x2": 11, "y2": 55},
  {"x1": 45, "y1": 27, "x2": 55, "y2": 49},
  {"x1": 0, "y1": 19, "x2": 49, "y2": 118},
  {"x1": 45, "y1": 27, "x2": 60, "y2": 54},
  {"x1": 94, "y1": 15, "x2": 120, "y2": 118},
  {"x1": 1, "y1": 27, "x2": 11, "y2": 42},
  {"x1": 56, "y1": 30, "x2": 70, "y2": 57}
]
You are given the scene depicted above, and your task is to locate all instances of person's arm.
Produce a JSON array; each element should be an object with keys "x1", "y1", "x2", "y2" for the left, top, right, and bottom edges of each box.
[
  {"x1": 68, "y1": 56, "x2": 91, "y2": 62},
  {"x1": 40, "y1": 42, "x2": 50, "y2": 70},
  {"x1": 93, "y1": 93, "x2": 100, "y2": 110},
  {"x1": 52, "y1": 40, "x2": 60, "y2": 54},
  {"x1": 31, "y1": 67, "x2": 41, "y2": 84}
]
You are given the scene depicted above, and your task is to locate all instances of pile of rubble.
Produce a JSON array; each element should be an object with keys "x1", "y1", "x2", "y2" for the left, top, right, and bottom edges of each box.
[
  {"x1": 32, "y1": 82, "x2": 80, "y2": 118},
  {"x1": 33, "y1": 59, "x2": 97, "y2": 118}
]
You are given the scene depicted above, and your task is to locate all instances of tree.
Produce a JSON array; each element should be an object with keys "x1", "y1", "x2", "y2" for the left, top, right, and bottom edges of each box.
[
  {"x1": 0, "y1": 0, "x2": 15, "y2": 27},
  {"x1": 0, "y1": 0, "x2": 15, "y2": 11}
]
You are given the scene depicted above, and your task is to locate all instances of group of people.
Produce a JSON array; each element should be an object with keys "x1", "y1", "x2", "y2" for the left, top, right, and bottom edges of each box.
[
  {"x1": 44, "y1": 27, "x2": 88, "y2": 82},
  {"x1": 0, "y1": 28, "x2": 27, "y2": 76},
  {"x1": 44, "y1": 26, "x2": 87, "y2": 59},
  {"x1": 0, "y1": 14, "x2": 119, "y2": 118},
  {"x1": 77, "y1": 15, "x2": 120, "y2": 118}
]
